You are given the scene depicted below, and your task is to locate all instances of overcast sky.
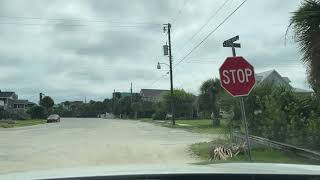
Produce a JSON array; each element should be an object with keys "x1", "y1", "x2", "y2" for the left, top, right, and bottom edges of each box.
[{"x1": 0, "y1": 0, "x2": 307, "y2": 103}]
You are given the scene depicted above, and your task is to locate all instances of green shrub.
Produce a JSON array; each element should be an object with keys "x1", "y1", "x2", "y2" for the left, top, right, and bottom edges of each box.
[
  {"x1": 27, "y1": 106, "x2": 46, "y2": 119},
  {"x1": 152, "y1": 110, "x2": 166, "y2": 120},
  {"x1": 231, "y1": 84, "x2": 320, "y2": 150}
]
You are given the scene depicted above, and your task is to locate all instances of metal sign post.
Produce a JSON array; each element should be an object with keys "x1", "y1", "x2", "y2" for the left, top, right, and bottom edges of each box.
[{"x1": 221, "y1": 35, "x2": 252, "y2": 161}]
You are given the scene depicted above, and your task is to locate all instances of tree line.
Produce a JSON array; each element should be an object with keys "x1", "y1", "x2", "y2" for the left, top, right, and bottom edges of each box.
[{"x1": 28, "y1": 78, "x2": 223, "y2": 125}]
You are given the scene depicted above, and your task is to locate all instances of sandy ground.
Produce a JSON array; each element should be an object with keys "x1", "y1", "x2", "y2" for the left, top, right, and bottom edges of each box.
[{"x1": 0, "y1": 118, "x2": 218, "y2": 174}]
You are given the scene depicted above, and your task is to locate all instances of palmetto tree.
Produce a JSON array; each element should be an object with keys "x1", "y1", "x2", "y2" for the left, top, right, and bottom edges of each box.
[
  {"x1": 199, "y1": 78, "x2": 222, "y2": 127},
  {"x1": 288, "y1": 0, "x2": 320, "y2": 92}
]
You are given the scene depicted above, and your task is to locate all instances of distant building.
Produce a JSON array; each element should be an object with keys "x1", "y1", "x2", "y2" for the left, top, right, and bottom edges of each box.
[
  {"x1": 112, "y1": 92, "x2": 139, "y2": 99},
  {"x1": 140, "y1": 89, "x2": 169, "y2": 102},
  {"x1": 255, "y1": 69, "x2": 291, "y2": 87},
  {"x1": 0, "y1": 90, "x2": 35, "y2": 119},
  {"x1": 0, "y1": 91, "x2": 18, "y2": 110},
  {"x1": 61, "y1": 101, "x2": 84, "y2": 110},
  {"x1": 255, "y1": 69, "x2": 313, "y2": 94},
  {"x1": 13, "y1": 100, "x2": 36, "y2": 110}
]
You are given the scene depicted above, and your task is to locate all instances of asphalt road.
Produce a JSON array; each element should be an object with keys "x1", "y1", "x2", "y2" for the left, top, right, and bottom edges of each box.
[{"x1": 0, "y1": 118, "x2": 218, "y2": 174}]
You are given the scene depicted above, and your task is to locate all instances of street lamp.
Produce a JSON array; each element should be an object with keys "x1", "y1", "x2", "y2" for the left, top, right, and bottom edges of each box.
[
  {"x1": 157, "y1": 62, "x2": 169, "y2": 70},
  {"x1": 157, "y1": 62, "x2": 161, "y2": 69},
  {"x1": 156, "y1": 61, "x2": 175, "y2": 125}
]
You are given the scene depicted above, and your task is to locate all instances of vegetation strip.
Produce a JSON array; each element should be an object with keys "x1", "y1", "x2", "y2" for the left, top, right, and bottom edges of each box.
[
  {"x1": 233, "y1": 132, "x2": 320, "y2": 161},
  {"x1": 140, "y1": 119, "x2": 227, "y2": 134},
  {"x1": 189, "y1": 141, "x2": 318, "y2": 165},
  {"x1": 0, "y1": 119, "x2": 46, "y2": 128}
]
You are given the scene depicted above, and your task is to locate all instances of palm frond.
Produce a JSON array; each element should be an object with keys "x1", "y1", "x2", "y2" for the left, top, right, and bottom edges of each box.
[{"x1": 288, "y1": 0, "x2": 320, "y2": 90}]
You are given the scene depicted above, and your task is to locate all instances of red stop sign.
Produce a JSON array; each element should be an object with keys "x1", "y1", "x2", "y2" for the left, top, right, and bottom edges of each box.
[{"x1": 219, "y1": 56, "x2": 255, "y2": 97}]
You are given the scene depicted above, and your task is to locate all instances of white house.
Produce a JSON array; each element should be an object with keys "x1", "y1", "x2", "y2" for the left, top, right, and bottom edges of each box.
[
  {"x1": 255, "y1": 69, "x2": 313, "y2": 94},
  {"x1": 255, "y1": 70, "x2": 291, "y2": 87},
  {"x1": 0, "y1": 91, "x2": 18, "y2": 110}
]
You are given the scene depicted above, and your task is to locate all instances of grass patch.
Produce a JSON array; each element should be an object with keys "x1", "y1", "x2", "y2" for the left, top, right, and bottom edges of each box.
[
  {"x1": 139, "y1": 118, "x2": 153, "y2": 123},
  {"x1": 0, "y1": 123, "x2": 14, "y2": 128},
  {"x1": 140, "y1": 118, "x2": 227, "y2": 134},
  {"x1": 190, "y1": 141, "x2": 318, "y2": 165},
  {"x1": 0, "y1": 119, "x2": 46, "y2": 128}
]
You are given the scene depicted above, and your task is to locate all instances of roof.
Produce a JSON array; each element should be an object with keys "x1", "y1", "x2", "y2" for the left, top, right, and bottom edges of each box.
[
  {"x1": 293, "y1": 88, "x2": 313, "y2": 93},
  {"x1": 119, "y1": 92, "x2": 132, "y2": 97},
  {"x1": 282, "y1": 77, "x2": 291, "y2": 83},
  {"x1": 255, "y1": 69, "x2": 291, "y2": 84},
  {"x1": 255, "y1": 70, "x2": 274, "y2": 82},
  {"x1": 0, "y1": 91, "x2": 15, "y2": 98},
  {"x1": 140, "y1": 89, "x2": 169, "y2": 97},
  {"x1": 63, "y1": 101, "x2": 83, "y2": 104},
  {"x1": 13, "y1": 99, "x2": 36, "y2": 105}
]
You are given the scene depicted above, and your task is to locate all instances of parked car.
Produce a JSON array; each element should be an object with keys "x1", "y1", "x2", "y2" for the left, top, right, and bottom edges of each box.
[{"x1": 47, "y1": 114, "x2": 60, "y2": 123}]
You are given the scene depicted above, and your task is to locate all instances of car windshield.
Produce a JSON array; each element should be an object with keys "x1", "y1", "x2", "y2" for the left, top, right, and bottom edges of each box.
[
  {"x1": 1, "y1": 0, "x2": 320, "y2": 177},
  {"x1": 48, "y1": 115, "x2": 59, "y2": 118}
]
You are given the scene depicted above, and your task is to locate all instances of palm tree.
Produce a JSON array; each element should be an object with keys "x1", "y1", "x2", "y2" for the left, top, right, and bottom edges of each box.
[
  {"x1": 199, "y1": 78, "x2": 222, "y2": 127},
  {"x1": 288, "y1": 0, "x2": 320, "y2": 92}
]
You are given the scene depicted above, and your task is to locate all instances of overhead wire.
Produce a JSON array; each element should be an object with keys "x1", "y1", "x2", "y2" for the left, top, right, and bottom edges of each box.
[
  {"x1": 173, "y1": 0, "x2": 248, "y2": 68},
  {"x1": 175, "y1": 0, "x2": 232, "y2": 56},
  {"x1": 0, "y1": 22, "x2": 161, "y2": 28},
  {"x1": 0, "y1": 15, "x2": 162, "y2": 25},
  {"x1": 149, "y1": 73, "x2": 169, "y2": 88},
  {"x1": 172, "y1": 0, "x2": 189, "y2": 26},
  {"x1": 146, "y1": 0, "x2": 247, "y2": 88}
]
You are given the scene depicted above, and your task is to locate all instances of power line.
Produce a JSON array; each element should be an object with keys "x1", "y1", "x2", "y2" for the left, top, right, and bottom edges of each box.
[
  {"x1": 172, "y1": 0, "x2": 189, "y2": 26},
  {"x1": 146, "y1": 0, "x2": 247, "y2": 88},
  {"x1": 0, "y1": 21, "x2": 161, "y2": 28},
  {"x1": 149, "y1": 73, "x2": 169, "y2": 87},
  {"x1": 173, "y1": 0, "x2": 247, "y2": 68},
  {"x1": 175, "y1": 0, "x2": 231, "y2": 55},
  {"x1": 0, "y1": 15, "x2": 162, "y2": 25}
]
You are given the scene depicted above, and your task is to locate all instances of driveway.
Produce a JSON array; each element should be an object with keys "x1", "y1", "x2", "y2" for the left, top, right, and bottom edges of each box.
[{"x1": 0, "y1": 118, "x2": 218, "y2": 174}]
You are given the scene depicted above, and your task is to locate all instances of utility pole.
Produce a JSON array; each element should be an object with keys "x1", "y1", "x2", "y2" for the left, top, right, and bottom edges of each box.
[
  {"x1": 130, "y1": 82, "x2": 133, "y2": 117},
  {"x1": 130, "y1": 82, "x2": 133, "y2": 103},
  {"x1": 85, "y1": 96, "x2": 87, "y2": 104},
  {"x1": 164, "y1": 23, "x2": 175, "y2": 126},
  {"x1": 112, "y1": 89, "x2": 115, "y2": 114},
  {"x1": 39, "y1": 93, "x2": 43, "y2": 105}
]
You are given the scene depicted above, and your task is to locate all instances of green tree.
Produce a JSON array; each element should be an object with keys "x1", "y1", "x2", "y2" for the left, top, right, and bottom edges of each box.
[
  {"x1": 27, "y1": 106, "x2": 46, "y2": 119},
  {"x1": 103, "y1": 98, "x2": 113, "y2": 113},
  {"x1": 141, "y1": 101, "x2": 155, "y2": 118},
  {"x1": 161, "y1": 89, "x2": 195, "y2": 119},
  {"x1": 288, "y1": 0, "x2": 320, "y2": 92},
  {"x1": 152, "y1": 101, "x2": 167, "y2": 120},
  {"x1": 52, "y1": 104, "x2": 64, "y2": 115},
  {"x1": 131, "y1": 102, "x2": 143, "y2": 119},
  {"x1": 40, "y1": 96, "x2": 54, "y2": 114},
  {"x1": 94, "y1": 101, "x2": 104, "y2": 116},
  {"x1": 118, "y1": 96, "x2": 132, "y2": 117},
  {"x1": 64, "y1": 101, "x2": 70, "y2": 109},
  {"x1": 199, "y1": 78, "x2": 222, "y2": 127}
]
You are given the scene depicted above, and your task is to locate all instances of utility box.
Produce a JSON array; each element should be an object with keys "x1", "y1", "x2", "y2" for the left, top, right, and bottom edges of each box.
[{"x1": 163, "y1": 44, "x2": 168, "y2": 56}]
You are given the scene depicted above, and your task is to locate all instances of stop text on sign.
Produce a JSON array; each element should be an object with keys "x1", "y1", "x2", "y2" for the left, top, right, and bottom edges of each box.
[
  {"x1": 219, "y1": 56, "x2": 255, "y2": 97},
  {"x1": 222, "y1": 68, "x2": 253, "y2": 84}
]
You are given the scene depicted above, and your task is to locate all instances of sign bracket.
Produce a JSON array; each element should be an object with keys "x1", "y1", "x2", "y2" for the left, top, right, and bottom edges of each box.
[{"x1": 222, "y1": 35, "x2": 252, "y2": 161}]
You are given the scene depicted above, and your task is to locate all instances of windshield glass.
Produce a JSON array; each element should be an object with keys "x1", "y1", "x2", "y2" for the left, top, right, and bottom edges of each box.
[{"x1": 0, "y1": 0, "x2": 320, "y2": 177}]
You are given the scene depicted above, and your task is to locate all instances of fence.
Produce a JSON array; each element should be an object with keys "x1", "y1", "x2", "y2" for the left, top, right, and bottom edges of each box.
[{"x1": 233, "y1": 131, "x2": 320, "y2": 161}]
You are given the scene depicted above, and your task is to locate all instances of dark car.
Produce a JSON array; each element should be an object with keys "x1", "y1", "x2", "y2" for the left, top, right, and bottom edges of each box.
[{"x1": 47, "y1": 114, "x2": 60, "y2": 123}]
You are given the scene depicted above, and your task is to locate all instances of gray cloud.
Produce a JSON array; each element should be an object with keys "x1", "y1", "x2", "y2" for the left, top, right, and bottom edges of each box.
[{"x1": 0, "y1": 0, "x2": 309, "y2": 103}]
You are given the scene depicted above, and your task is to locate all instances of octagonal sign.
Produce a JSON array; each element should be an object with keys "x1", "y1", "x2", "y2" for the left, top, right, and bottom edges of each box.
[{"x1": 219, "y1": 56, "x2": 255, "y2": 97}]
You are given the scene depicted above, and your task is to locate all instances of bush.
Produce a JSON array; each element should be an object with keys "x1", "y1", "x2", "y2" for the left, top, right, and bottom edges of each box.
[
  {"x1": 27, "y1": 106, "x2": 46, "y2": 119},
  {"x1": 231, "y1": 84, "x2": 320, "y2": 150},
  {"x1": 152, "y1": 110, "x2": 166, "y2": 120},
  {"x1": 0, "y1": 109, "x2": 12, "y2": 119}
]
